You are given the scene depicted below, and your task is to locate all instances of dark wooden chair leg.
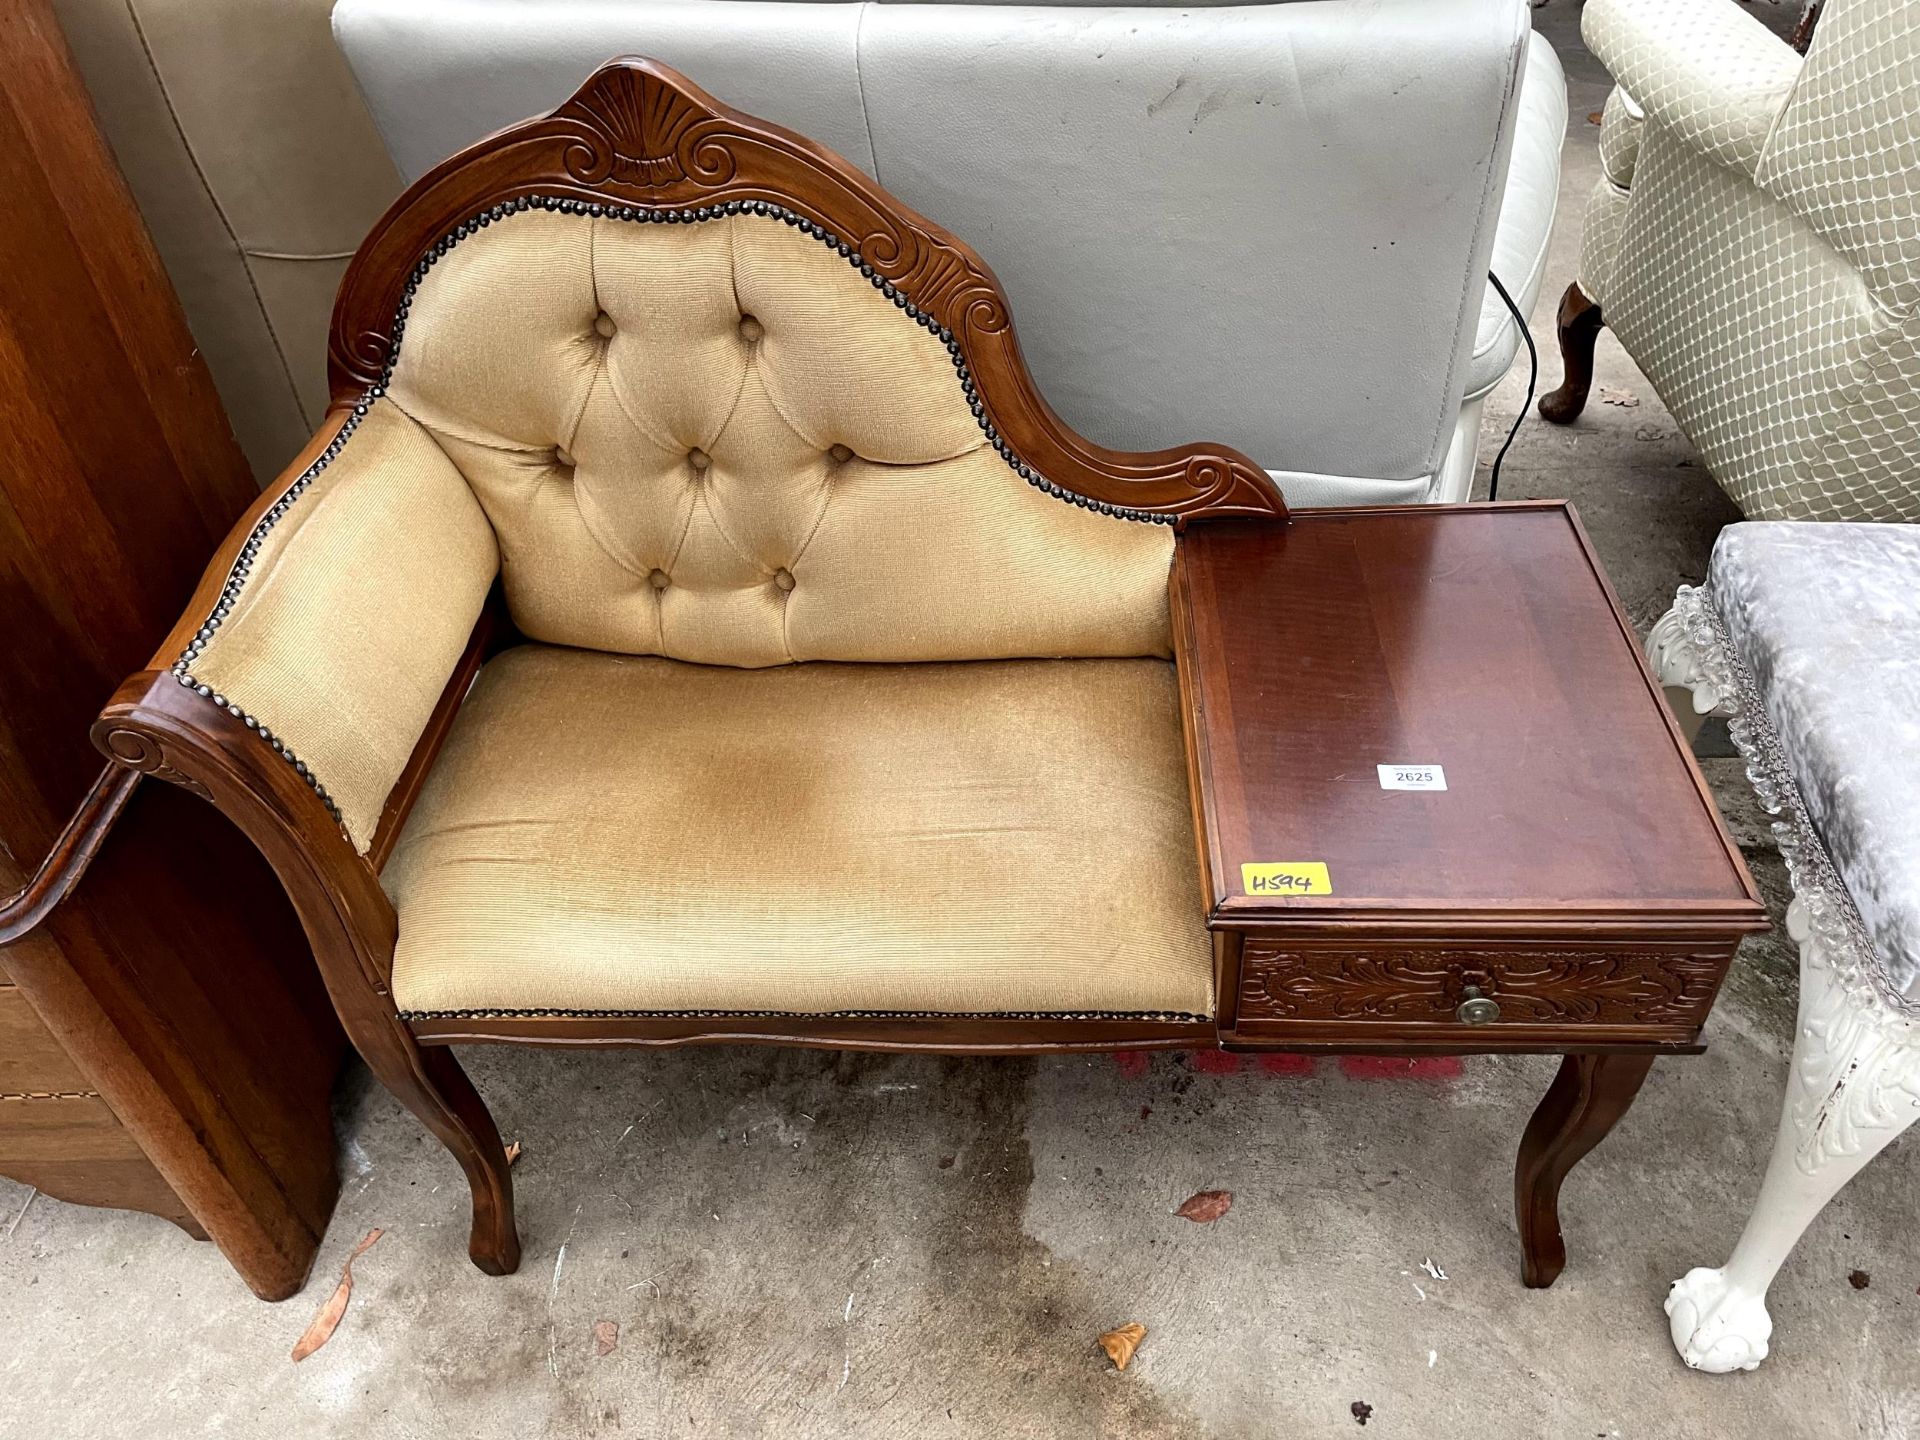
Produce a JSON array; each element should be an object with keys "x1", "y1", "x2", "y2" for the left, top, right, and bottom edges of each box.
[
  {"x1": 362, "y1": 1034, "x2": 521, "y2": 1275},
  {"x1": 1536, "y1": 281, "x2": 1605, "y2": 424},
  {"x1": 1514, "y1": 1052, "x2": 1655, "y2": 1287}
]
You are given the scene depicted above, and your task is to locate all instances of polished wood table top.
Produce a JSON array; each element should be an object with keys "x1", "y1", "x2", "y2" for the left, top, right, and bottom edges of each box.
[{"x1": 1174, "y1": 501, "x2": 1765, "y2": 939}]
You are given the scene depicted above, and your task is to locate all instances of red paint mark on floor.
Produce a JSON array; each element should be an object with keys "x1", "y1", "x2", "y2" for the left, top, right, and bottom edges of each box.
[
  {"x1": 1338, "y1": 1055, "x2": 1465, "y2": 1080},
  {"x1": 1189, "y1": 1050, "x2": 1244, "y2": 1074},
  {"x1": 1111, "y1": 1050, "x2": 1151, "y2": 1078},
  {"x1": 1257, "y1": 1053, "x2": 1316, "y2": 1076}
]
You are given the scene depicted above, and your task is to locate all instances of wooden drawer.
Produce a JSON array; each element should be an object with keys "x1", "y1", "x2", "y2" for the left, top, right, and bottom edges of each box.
[
  {"x1": 1227, "y1": 940, "x2": 1736, "y2": 1047},
  {"x1": 0, "y1": 984, "x2": 192, "y2": 1226}
]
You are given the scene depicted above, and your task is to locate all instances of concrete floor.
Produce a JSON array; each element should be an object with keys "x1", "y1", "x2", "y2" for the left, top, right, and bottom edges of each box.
[{"x1": 7, "y1": 4, "x2": 1915, "y2": 1437}]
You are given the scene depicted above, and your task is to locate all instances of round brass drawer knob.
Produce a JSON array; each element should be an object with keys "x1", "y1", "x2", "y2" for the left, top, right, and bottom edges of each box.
[{"x1": 1456, "y1": 986, "x2": 1500, "y2": 1026}]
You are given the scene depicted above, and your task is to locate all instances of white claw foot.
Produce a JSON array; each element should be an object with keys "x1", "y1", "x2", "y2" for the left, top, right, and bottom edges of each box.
[{"x1": 1665, "y1": 1266, "x2": 1771, "y2": 1372}]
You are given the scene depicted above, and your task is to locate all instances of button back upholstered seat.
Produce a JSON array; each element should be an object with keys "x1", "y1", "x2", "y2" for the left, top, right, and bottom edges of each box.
[
  {"x1": 185, "y1": 172, "x2": 1209, "y2": 1021},
  {"x1": 94, "y1": 58, "x2": 1284, "y2": 1273}
]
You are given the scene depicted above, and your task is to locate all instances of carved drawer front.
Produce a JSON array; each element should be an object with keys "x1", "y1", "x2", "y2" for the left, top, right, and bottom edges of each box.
[{"x1": 1234, "y1": 941, "x2": 1730, "y2": 1036}]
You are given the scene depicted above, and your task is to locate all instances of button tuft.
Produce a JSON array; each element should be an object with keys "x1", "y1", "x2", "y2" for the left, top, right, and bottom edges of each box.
[
  {"x1": 829, "y1": 444, "x2": 854, "y2": 464},
  {"x1": 648, "y1": 569, "x2": 670, "y2": 591},
  {"x1": 593, "y1": 312, "x2": 617, "y2": 339},
  {"x1": 553, "y1": 446, "x2": 575, "y2": 468},
  {"x1": 773, "y1": 568, "x2": 796, "y2": 592},
  {"x1": 687, "y1": 448, "x2": 711, "y2": 472},
  {"x1": 738, "y1": 316, "x2": 764, "y2": 343}
]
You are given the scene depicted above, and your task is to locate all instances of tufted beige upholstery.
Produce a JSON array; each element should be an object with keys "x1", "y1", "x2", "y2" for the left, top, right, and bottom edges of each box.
[
  {"x1": 384, "y1": 646, "x2": 1213, "y2": 1017},
  {"x1": 1578, "y1": 0, "x2": 1920, "y2": 522},
  {"x1": 386, "y1": 210, "x2": 1173, "y2": 668},
  {"x1": 181, "y1": 199, "x2": 1205, "y2": 1018}
]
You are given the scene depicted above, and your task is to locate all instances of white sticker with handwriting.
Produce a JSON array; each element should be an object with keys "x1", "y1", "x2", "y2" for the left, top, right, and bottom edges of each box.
[{"x1": 1378, "y1": 764, "x2": 1446, "y2": 792}]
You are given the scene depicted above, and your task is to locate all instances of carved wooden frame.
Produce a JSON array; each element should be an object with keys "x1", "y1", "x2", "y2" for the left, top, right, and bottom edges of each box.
[
  {"x1": 85, "y1": 58, "x2": 1287, "y2": 1277},
  {"x1": 81, "y1": 60, "x2": 1672, "y2": 1289}
]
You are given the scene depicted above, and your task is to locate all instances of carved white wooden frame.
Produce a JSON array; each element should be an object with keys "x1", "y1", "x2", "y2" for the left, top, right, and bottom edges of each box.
[{"x1": 1649, "y1": 588, "x2": 1920, "y2": 1373}]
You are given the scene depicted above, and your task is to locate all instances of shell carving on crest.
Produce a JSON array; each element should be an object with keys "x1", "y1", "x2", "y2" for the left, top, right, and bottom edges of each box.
[{"x1": 561, "y1": 67, "x2": 732, "y2": 189}]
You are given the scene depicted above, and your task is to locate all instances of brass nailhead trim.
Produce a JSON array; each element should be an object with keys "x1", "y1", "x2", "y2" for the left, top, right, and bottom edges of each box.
[
  {"x1": 0, "y1": 1089, "x2": 101, "y2": 1102},
  {"x1": 400, "y1": 1006, "x2": 1207, "y2": 1023}
]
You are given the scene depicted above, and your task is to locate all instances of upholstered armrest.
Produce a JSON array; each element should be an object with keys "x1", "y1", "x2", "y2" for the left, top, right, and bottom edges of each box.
[
  {"x1": 150, "y1": 399, "x2": 498, "y2": 854},
  {"x1": 1583, "y1": 0, "x2": 1800, "y2": 178}
]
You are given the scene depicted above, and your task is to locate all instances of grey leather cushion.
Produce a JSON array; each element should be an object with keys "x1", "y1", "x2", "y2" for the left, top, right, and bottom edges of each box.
[
  {"x1": 334, "y1": 0, "x2": 1552, "y2": 503},
  {"x1": 1712, "y1": 523, "x2": 1920, "y2": 996}
]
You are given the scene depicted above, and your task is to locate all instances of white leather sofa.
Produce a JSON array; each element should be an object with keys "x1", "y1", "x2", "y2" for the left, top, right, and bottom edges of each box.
[{"x1": 331, "y1": 0, "x2": 1566, "y2": 508}]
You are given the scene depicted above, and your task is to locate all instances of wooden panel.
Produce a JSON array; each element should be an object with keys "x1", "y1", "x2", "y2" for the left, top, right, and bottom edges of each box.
[
  {"x1": 1173, "y1": 504, "x2": 1768, "y2": 934},
  {"x1": 0, "y1": 1, "x2": 255, "y2": 874},
  {"x1": 0, "y1": 984, "x2": 92, "y2": 1095},
  {"x1": 0, "y1": 1156, "x2": 194, "y2": 1230},
  {"x1": 0, "y1": 1091, "x2": 197, "y2": 1234},
  {"x1": 0, "y1": 0, "x2": 343, "y2": 1298},
  {"x1": 0, "y1": 1091, "x2": 131, "y2": 1155}
]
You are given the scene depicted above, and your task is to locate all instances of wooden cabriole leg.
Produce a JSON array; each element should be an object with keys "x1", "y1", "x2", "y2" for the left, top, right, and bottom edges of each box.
[
  {"x1": 91, "y1": 683, "x2": 524, "y2": 1279},
  {"x1": 358, "y1": 1024, "x2": 521, "y2": 1276},
  {"x1": 1536, "y1": 281, "x2": 1606, "y2": 425},
  {"x1": 1514, "y1": 1051, "x2": 1657, "y2": 1287}
]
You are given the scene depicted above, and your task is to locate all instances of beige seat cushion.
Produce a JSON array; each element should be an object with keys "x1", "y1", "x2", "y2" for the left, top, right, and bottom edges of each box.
[{"x1": 383, "y1": 645, "x2": 1214, "y2": 1018}]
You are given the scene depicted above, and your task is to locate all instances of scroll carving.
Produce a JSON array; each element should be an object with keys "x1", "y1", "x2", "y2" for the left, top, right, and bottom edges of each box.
[
  {"x1": 101, "y1": 727, "x2": 211, "y2": 801},
  {"x1": 1239, "y1": 946, "x2": 1727, "y2": 1028}
]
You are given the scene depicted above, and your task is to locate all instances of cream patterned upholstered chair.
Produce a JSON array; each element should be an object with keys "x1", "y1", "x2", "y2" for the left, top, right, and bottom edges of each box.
[
  {"x1": 1539, "y1": 0, "x2": 1920, "y2": 522},
  {"x1": 91, "y1": 59, "x2": 1284, "y2": 1273},
  {"x1": 1650, "y1": 523, "x2": 1920, "y2": 1370}
]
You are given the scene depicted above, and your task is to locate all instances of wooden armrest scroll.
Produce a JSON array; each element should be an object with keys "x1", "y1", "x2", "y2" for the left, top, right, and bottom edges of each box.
[{"x1": 91, "y1": 675, "x2": 399, "y2": 999}]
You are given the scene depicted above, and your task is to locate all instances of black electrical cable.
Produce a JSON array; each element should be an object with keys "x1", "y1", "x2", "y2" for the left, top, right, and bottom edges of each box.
[{"x1": 1484, "y1": 270, "x2": 1537, "y2": 503}]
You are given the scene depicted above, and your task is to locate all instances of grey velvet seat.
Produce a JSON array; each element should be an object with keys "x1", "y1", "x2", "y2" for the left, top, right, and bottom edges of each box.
[{"x1": 1653, "y1": 521, "x2": 1920, "y2": 1372}]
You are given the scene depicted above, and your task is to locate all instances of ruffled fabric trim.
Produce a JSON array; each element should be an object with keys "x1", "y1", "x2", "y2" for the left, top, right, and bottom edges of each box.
[{"x1": 1671, "y1": 585, "x2": 1916, "y2": 1019}]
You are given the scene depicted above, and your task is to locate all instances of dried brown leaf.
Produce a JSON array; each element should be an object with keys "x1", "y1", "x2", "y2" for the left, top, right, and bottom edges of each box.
[
  {"x1": 1099, "y1": 1322, "x2": 1146, "y2": 1371},
  {"x1": 593, "y1": 1319, "x2": 620, "y2": 1355},
  {"x1": 1175, "y1": 1189, "x2": 1233, "y2": 1223},
  {"x1": 1849, "y1": 1269, "x2": 1871, "y2": 1290},
  {"x1": 1586, "y1": 109, "x2": 1604, "y2": 126},
  {"x1": 937, "y1": 1155, "x2": 955, "y2": 1170},
  {"x1": 505, "y1": 1140, "x2": 523, "y2": 1167},
  {"x1": 291, "y1": 1228, "x2": 382, "y2": 1362},
  {"x1": 1598, "y1": 387, "x2": 1640, "y2": 408}
]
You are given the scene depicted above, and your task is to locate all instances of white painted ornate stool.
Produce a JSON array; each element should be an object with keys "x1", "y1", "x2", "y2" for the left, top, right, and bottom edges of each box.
[{"x1": 1649, "y1": 521, "x2": 1920, "y2": 1372}]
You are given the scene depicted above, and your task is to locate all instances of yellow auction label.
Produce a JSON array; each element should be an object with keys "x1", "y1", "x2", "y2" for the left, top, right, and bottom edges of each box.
[{"x1": 1241, "y1": 862, "x2": 1332, "y2": 897}]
